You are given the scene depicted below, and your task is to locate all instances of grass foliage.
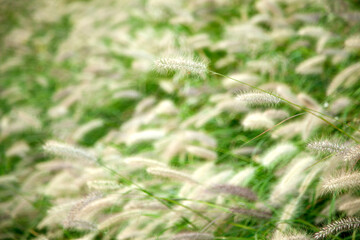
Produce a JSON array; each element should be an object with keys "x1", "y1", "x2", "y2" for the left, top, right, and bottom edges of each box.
[{"x1": 1, "y1": 0, "x2": 360, "y2": 239}]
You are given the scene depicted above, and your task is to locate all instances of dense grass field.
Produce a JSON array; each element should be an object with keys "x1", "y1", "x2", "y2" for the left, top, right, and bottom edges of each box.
[{"x1": 1, "y1": 0, "x2": 360, "y2": 239}]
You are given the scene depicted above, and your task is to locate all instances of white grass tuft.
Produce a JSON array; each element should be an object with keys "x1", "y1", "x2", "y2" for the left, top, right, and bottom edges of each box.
[
  {"x1": 124, "y1": 156, "x2": 167, "y2": 168},
  {"x1": 147, "y1": 167, "x2": 199, "y2": 184},
  {"x1": 260, "y1": 142, "x2": 297, "y2": 167},
  {"x1": 314, "y1": 217, "x2": 360, "y2": 239},
  {"x1": 321, "y1": 171, "x2": 360, "y2": 193},
  {"x1": 43, "y1": 140, "x2": 97, "y2": 162},
  {"x1": 342, "y1": 145, "x2": 360, "y2": 162},
  {"x1": 87, "y1": 180, "x2": 120, "y2": 190},
  {"x1": 242, "y1": 112, "x2": 275, "y2": 130},
  {"x1": 269, "y1": 156, "x2": 314, "y2": 206},
  {"x1": 295, "y1": 55, "x2": 326, "y2": 75},
  {"x1": 236, "y1": 91, "x2": 282, "y2": 106},
  {"x1": 185, "y1": 145, "x2": 217, "y2": 161},
  {"x1": 154, "y1": 55, "x2": 208, "y2": 76},
  {"x1": 307, "y1": 140, "x2": 347, "y2": 154},
  {"x1": 327, "y1": 62, "x2": 360, "y2": 95},
  {"x1": 97, "y1": 210, "x2": 143, "y2": 231}
]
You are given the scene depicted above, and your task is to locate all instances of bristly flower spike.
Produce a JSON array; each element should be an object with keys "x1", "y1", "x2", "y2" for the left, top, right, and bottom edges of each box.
[
  {"x1": 321, "y1": 171, "x2": 360, "y2": 193},
  {"x1": 147, "y1": 167, "x2": 199, "y2": 184},
  {"x1": 343, "y1": 144, "x2": 360, "y2": 162},
  {"x1": 236, "y1": 91, "x2": 282, "y2": 106},
  {"x1": 307, "y1": 140, "x2": 347, "y2": 154},
  {"x1": 307, "y1": 140, "x2": 360, "y2": 162},
  {"x1": 154, "y1": 55, "x2": 208, "y2": 76},
  {"x1": 43, "y1": 140, "x2": 97, "y2": 162},
  {"x1": 314, "y1": 217, "x2": 360, "y2": 239}
]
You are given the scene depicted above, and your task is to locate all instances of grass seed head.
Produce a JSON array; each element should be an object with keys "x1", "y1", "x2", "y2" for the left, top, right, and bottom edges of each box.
[
  {"x1": 236, "y1": 91, "x2": 282, "y2": 107},
  {"x1": 154, "y1": 55, "x2": 208, "y2": 76},
  {"x1": 321, "y1": 171, "x2": 360, "y2": 193},
  {"x1": 43, "y1": 140, "x2": 97, "y2": 162},
  {"x1": 314, "y1": 217, "x2": 360, "y2": 239}
]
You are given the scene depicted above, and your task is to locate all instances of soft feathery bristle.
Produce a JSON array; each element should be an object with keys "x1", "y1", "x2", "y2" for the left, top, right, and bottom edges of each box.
[
  {"x1": 236, "y1": 92, "x2": 282, "y2": 106},
  {"x1": 147, "y1": 167, "x2": 199, "y2": 184},
  {"x1": 43, "y1": 140, "x2": 97, "y2": 162},
  {"x1": 342, "y1": 145, "x2": 360, "y2": 162},
  {"x1": 154, "y1": 56, "x2": 208, "y2": 76},
  {"x1": 321, "y1": 171, "x2": 360, "y2": 193},
  {"x1": 314, "y1": 217, "x2": 360, "y2": 239},
  {"x1": 307, "y1": 140, "x2": 347, "y2": 154}
]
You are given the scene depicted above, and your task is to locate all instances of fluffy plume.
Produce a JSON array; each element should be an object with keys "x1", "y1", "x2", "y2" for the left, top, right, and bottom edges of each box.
[
  {"x1": 183, "y1": 130, "x2": 217, "y2": 148},
  {"x1": 298, "y1": 26, "x2": 328, "y2": 38},
  {"x1": 338, "y1": 197, "x2": 360, "y2": 216},
  {"x1": 277, "y1": 199, "x2": 299, "y2": 231},
  {"x1": 321, "y1": 171, "x2": 360, "y2": 193},
  {"x1": 345, "y1": 35, "x2": 360, "y2": 51},
  {"x1": 327, "y1": 62, "x2": 360, "y2": 95},
  {"x1": 260, "y1": 142, "x2": 297, "y2": 167},
  {"x1": 314, "y1": 217, "x2": 360, "y2": 239},
  {"x1": 124, "y1": 201, "x2": 168, "y2": 211},
  {"x1": 86, "y1": 180, "x2": 120, "y2": 190},
  {"x1": 298, "y1": 164, "x2": 323, "y2": 197},
  {"x1": 228, "y1": 167, "x2": 256, "y2": 186},
  {"x1": 269, "y1": 156, "x2": 314, "y2": 206},
  {"x1": 66, "y1": 220, "x2": 97, "y2": 231},
  {"x1": 72, "y1": 119, "x2": 104, "y2": 142},
  {"x1": 271, "y1": 120, "x2": 303, "y2": 139},
  {"x1": 98, "y1": 210, "x2": 142, "y2": 231},
  {"x1": 232, "y1": 147, "x2": 260, "y2": 156},
  {"x1": 297, "y1": 93, "x2": 321, "y2": 110},
  {"x1": 77, "y1": 194, "x2": 120, "y2": 220},
  {"x1": 147, "y1": 167, "x2": 199, "y2": 184},
  {"x1": 64, "y1": 192, "x2": 103, "y2": 229},
  {"x1": 295, "y1": 55, "x2": 326, "y2": 75},
  {"x1": 123, "y1": 157, "x2": 167, "y2": 168},
  {"x1": 272, "y1": 230, "x2": 311, "y2": 240},
  {"x1": 113, "y1": 90, "x2": 142, "y2": 100},
  {"x1": 236, "y1": 92, "x2": 282, "y2": 106},
  {"x1": 329, "y1": 97, "x2": 351, "y2": 115},
  {"x1": 185, "y1": 145, "x2": 217, "y2": 161},
  {"x1": 43, "y1": 140, "x2": 96, "y2": 162},
  {"x1": 242, "y1": 112, "x2": 275, "y2": 130},
  {"x1": 307, "y1": 140, "x2": 347, "y2": 154},
  {"x1": 263, "y1": 109, "x2": 289, "y2": 120},
  {"x1": 342, "y1": 145, "x2": 360, "y2": 162},
  {"x1": 126, "y1": 129, "x2": 166, "y2": 146},
  {"x1": 154, "y1": 56, "x2": 208, "y2": 76}
]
